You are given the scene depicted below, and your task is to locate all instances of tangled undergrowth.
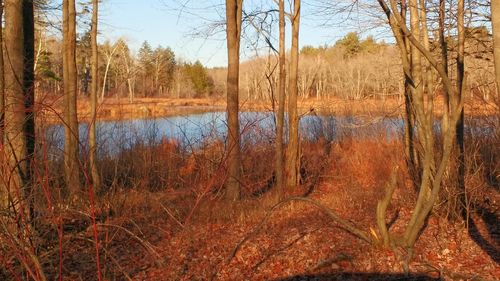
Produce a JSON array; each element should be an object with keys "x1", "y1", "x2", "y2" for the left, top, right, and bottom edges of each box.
[{"x1": 1, "y1": 117, "x2": 498, "y2": 281}]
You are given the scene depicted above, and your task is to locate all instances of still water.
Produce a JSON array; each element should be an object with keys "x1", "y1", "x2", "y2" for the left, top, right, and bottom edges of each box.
[{"x1": 44, "y1": 111, "x2": 495, "y2": 156}]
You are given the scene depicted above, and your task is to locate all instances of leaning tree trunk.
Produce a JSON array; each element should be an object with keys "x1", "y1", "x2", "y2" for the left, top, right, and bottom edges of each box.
[
  {"x1": 90, "y1": 0, "x2": 100, "y2": 192},
  {"x1": 225, "y1": 0, "x2": 243, "y2": 201},
  {"x1": 377, "y1": 0, "x2": 464, "y2": 261},
  {"x1": 3, "y1": 0, "x2": 35, "y2": 215},
  {"x1": 492, "y1": 0, "x2": 500, "y2": 98},
  {"x1": 399, "y1": 0, "x2": 419, "y2": 186},
  {"x1": 63, "y1": 0, "x2": 80, "y2": 197},
  {"x1": 275, "y1": 0, "x2": 286, "y2": 195},
  {"x1": 286, "y1": 0, "x2": 300, "y2": 188}
]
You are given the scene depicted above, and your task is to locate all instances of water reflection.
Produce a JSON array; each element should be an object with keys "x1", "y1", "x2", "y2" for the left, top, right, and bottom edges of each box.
[{"x1": 43, "y1": 111, "x2": 497, "y2": 157}]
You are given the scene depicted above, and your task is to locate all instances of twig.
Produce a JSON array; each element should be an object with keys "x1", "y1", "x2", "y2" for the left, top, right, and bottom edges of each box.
[{"x1": 156, "y1": 199, "x2": 185, "y2": 229}]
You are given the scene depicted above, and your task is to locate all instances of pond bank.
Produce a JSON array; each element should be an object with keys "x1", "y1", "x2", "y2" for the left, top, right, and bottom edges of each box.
[{"x1": 37, "y1": 96, "x2": 498, "y2": 124}]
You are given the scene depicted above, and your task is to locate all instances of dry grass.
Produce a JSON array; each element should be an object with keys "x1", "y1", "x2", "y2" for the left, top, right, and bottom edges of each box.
[
  {"x1": 35, "y1": 93, "x2": 499, "y2": 126},
  {"x1": 1, "y1": 112, "x2": 498, "y2": 280}
]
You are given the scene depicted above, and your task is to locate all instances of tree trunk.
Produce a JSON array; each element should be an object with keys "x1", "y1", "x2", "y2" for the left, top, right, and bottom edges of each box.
[
  {"x1": 3, "y1": 0, "x2": 35, "y2": 215},
  {"x1": 275, "y1": 0, "x2": 286, "y2": 195},
  {"x1": 101, "y1": 45, "x2": 118, "y2": 101},
  {"x1": 403, "y1": 0, "x2": 434, "y2": 247},
  {"x1": 0, "y1": 0, "x2": 5, "y2": 209},
  {"x1": 286, "y1": 0, "x2": 300, "y2": 188},
  {"x1": 90, "y1": 0, "x2": 100, "y2": 192},
  {"x1": 225, "y1": 0, "x2": 243, "y2": 201},
  {"x1": 455, "y1": 0, "x2": 466, "y2": 218},
  {"x1": 377, "y1": 0, "x2": 465, "y2": 253},
  {"x1": 439, "y1": 0, "x2": 449, "y2": 132},
  {"x1": 492, "y1": 0, "x2": 500, "y2": 97},
  {"x1": 63, "y1": 0, "x2": 80, "y2": 197},
  {"x1": 395, "y1": 0, "x2": 419, "y2": 186},
  {"x1": 0, "y1": 1, "x2": 4, "y2": 146}
]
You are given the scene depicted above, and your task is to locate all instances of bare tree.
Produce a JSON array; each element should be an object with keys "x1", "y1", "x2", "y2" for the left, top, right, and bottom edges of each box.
[
  {"x1": 225, "y1": 0, "x2": 243, "y2": 201},
  {"x1": 275, "y1": 0, "x2": 286, "y2": 194},
  {"x1": 376, "y1": 0, "x2": 465, "y2": 258},
  {"x1": 119, "y1": 41, "x2": 136, "y2": 102},
  {"x1": 286, "y1": 0, "x2": 300, "y2": 188},
  {"x1": 3, "y1": 0, "x2": 35, "y2": 214},
  {"x1": 89, "y1": 0, "x2": 100, "y2": 191},
  {"x1": 100, "y1": 41, "x2": 119, "y2": 100},
  {"x1": 63, "y1": 0, "x2": 80, "y2": 196},
  {"x1": 455, "y1": 0, "x2": 466, "y2": 218}
]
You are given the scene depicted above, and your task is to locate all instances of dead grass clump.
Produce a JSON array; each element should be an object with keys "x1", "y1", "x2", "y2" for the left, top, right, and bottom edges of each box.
[{"x1": 331, "y1": 138, "x2": 403, "y2": 191}]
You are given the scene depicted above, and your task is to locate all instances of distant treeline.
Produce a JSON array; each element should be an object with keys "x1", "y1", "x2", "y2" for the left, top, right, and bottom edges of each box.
[
  {"x1": 226, "y1": 30, "x2": 496, "y2": 101},
  {"x1": 37, "y1": 37, "x2": 216, "y2": 99},
  {"x1": 36, "y1": 30, "x2": 495, "y2": 101}
]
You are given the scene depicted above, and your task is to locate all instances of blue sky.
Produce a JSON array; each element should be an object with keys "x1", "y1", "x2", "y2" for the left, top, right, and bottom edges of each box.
[{"x1": 98, "y1": 0, "x2": 375, "y2": 67}]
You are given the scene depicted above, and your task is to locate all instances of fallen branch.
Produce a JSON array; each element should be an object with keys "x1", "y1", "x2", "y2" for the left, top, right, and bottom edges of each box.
[
  {"x1": 228, "y1": 196, "x2": 372, "y2": 263},
  {"x1": 96, "y1": 223, "x2": 164, "y2": 266},
  {"x1": 156, "y1": 199, "x2": 185, "y2": 229},
  {"x1": 417, "y1": 262, "x2": 495, "y2": 281},
  {"x1": 77, "y1": 236, "x2": 133, "y2": 281},
  {"x1": 312, "y1": 253, "x2": 353, "y2": 271}
]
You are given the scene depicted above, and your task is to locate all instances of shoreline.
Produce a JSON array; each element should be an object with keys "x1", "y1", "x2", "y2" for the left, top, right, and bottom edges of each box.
[{"x1": 36, "y1": 96, "x2": 498, "y2": 124}]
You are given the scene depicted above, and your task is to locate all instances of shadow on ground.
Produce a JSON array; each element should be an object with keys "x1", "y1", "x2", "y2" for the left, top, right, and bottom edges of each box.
[
  {"x1": 468, "y1": 206, "x2": 500, "y2": 264},
  {"x1": 274, "y1": 273, "x2": 439, "y2": 281}
]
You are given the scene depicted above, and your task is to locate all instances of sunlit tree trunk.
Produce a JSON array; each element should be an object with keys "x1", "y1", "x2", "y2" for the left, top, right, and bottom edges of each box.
[
  {"x1": 419, "y1": 0, "x2": 433, "y2": 115},
  {"x1": 0, "y1": 1, "x2": 4, "y2": 146},
  {"x1": 492, "y1": 0, "x2": 500, "y2": 97},
  {"x1": 394, "y1": 0, "x2": 418, "y2": 184},
  {"x1": 63, "y1": 0, "x2": 80, "y2": 196},
  {"x1": 275, "y1": 0, "x2": 286, "y2": 194},
  {"x1": 225, "y1": 0, "x2": 242, "y2": 201},
  {"x1": 439, "y1": 0, "x2": 449, "y2": 132},
  {"x1": 3, "y1": 0, "x2": 35, "y2": 215},
  {"x1": 286, "y1": 0, "x2": 300, "y2": 188},
  {"x1": 100, "y1": 44, "x2": 118, "y2": 100},
  {"x1": 0, "y1": 1, "x2": 5, "y2": 209},
  {"x1": 377, "y1": 0, "x2": 464, "y2": 257},
  {"x1": 90, "y1": 0, "x2": 100, "y2": 192}
]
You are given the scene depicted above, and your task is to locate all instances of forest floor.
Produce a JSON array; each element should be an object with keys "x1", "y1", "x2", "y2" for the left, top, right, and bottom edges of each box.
[
  {"x1": 8, "y1": 94, "x2": 497, "y2": 280},
  {"x1": 37, "y1": 94, "x2": 498, "y2": 123},
  {"x1": 57, "y1": 139, "x2": 499, "y2": 281}
]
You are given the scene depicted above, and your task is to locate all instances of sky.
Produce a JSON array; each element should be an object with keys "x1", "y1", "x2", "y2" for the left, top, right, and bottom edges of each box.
[{"x1": 97, "y1": 0, "x2": 378, "y2": 67}]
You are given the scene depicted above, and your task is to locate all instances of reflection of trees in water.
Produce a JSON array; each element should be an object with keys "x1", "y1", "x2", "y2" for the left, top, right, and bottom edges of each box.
[{"x1": 42, "y1": 112, "x2": 497, "y2": 160}]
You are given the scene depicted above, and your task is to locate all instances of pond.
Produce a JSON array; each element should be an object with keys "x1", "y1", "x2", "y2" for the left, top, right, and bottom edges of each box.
[{"x1": 43, "y1": 111, "x2": 497, "y2": 157}]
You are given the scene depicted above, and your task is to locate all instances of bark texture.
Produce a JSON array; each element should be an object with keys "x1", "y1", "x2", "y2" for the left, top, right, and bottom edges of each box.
[
  {"x1": 225, "y1": 0, "x2": 243, "y2": 201},
  {"x1": 3, "y1": 0, "x2": 35, "y2": 213},
  {"x1": 90, "y1": 0, "x2": 100, "y2": 191},
  {"x1": 275, "y1": 0, "x2": 286, "y2": 194},
  {"x1": 63, "y1": 0, "x2": 80, "y2": 196},
  {"x1": 377, "y1": 0, "x2": 465, "y2": 253},
  {"x1": 493, "y1": 0, "x2": 500, "y2": 96},
  {"x1": 286, "y1": 0, "x2": 300, "y2": 188},
  {"x1": 0, "y1": 1, "x2": 4, "y2": 145}
]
